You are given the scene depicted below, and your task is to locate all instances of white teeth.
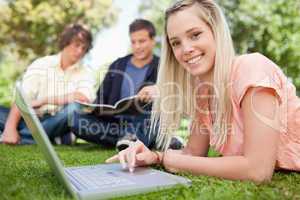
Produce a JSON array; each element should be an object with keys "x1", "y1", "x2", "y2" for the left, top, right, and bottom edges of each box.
[{"x1": 187, "y1": 56, "x2": 202, "y2": 64}]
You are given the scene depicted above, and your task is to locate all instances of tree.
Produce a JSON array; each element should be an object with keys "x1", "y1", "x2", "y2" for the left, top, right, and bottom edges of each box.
[
  {"x1": 0, "y1": 0, "x2": 118, "y2": 106},
  {"x1": 139, "y1": 0, "x2": 173, "y2": 51},
  {"x1": 0, "y1": 0, "x2": 118, "y2": 61},
  {"x1": 216, "y1": 0, "x2": 300, "y2": 87},
  {"x1": 140, "y1": 0, "x2": 300, "y2": 88}
]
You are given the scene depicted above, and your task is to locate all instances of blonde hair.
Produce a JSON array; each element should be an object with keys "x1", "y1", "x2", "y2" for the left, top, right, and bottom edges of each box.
[{"x1": 151, "y1": 0, "x2": 235, "y2": 150}]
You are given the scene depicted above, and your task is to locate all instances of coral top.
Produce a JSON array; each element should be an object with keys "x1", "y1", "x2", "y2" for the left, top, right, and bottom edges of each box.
[{"x1": 199, "y1": 53, "x2": 300, "y2": 171}]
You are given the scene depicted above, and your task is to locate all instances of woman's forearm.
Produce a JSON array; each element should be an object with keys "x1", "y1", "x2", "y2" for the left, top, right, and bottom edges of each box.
[{"x1": 163, "y1": 151, "x2": 272, "y2": 183}]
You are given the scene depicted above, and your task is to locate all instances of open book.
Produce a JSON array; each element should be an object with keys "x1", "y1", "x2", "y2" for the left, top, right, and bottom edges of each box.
[{"x1": 76, "y1": 95, "x2": 150, "y2": 116}]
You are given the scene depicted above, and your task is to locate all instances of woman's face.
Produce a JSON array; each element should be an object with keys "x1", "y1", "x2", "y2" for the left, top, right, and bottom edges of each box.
[{"x1": 167, "y1": 7, "x2": 216, "y2": 80}]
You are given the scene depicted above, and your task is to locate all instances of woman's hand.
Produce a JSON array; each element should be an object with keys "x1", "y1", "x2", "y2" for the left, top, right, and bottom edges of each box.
[{"x1": 105, "y1": 140, "x2": 160, "y2": 172}]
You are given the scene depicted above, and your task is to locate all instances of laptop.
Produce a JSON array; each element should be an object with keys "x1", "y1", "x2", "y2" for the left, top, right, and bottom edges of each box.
[{"x1": 14, "y1": 82, "x2": 191, "y2": 200}]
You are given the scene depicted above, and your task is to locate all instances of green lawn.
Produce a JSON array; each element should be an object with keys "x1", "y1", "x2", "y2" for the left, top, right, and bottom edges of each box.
[{"x1": 0, "y1": 144, "x2": 300, "y2": 200}]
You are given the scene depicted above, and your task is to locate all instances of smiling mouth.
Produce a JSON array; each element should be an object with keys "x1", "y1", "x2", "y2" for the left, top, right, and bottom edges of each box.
[
  {"x1": 135, "y1": 50, "x2": 144, "y2": 54},
  {"x1": 186, "y1": 55, "x2": 203, "y2": 65}
]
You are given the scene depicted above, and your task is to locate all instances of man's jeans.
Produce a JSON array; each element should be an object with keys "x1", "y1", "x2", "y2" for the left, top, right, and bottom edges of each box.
[
  {"x1": 71, "y1": 112, "x2": 157, "y2": 148},
  {"x1": 0, "y1": 103, "x2": 80, "y2": 144}
]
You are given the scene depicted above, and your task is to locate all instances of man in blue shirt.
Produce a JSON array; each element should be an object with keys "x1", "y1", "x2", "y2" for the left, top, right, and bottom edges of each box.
[{"x1": 71, "y1": 19, "x2": 183, "y2": 151}]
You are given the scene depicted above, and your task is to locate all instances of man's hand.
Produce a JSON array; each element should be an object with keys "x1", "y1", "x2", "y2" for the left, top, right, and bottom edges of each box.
[
  {"x1": 137, "y1": 85, "x2": 158, "y2": 103},
  {"x1": 31, "y1": 98, "x2": 47, "y2": 108},
  {"x1": 1, "y1": 128, "x2": 21, "y2": 145},
  {"x1": 71, "y1": 91, "x2": 90, "y2": 103}
]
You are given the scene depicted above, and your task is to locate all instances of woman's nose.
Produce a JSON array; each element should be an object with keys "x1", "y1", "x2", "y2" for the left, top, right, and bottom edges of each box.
[{"x1": 182, "y1": 41, "x2": 194, "y2": 55}]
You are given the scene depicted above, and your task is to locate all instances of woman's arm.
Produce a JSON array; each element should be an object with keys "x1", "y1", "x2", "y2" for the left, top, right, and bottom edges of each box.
[
  {"x1": 163, "y1": 87, "x2": 280, "y2": 183},
  {"x1": 106, "y1": 88, "x2": 280, "y2": 183}
]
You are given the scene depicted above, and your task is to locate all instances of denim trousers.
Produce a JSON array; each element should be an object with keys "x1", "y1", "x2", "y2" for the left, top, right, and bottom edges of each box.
[
  {"x1": 0, "y1": 103, "x2": 80, "y2": 144},
  {"x1": 71, "y1": 111, "x2": 157, "y2": 148}
]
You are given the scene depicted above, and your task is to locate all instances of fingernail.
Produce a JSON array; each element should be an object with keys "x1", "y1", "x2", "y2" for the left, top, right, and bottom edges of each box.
[
  {"x1": 129, "y1": 167, "x2": 134, "y2": 173},
  {"x1": 121, "y1": 163, "x2": 126, "y2": 169}
]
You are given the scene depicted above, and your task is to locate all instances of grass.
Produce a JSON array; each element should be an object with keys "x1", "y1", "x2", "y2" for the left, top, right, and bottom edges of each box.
[{"x1": 0, "y1": 144, "x2": 300, "y2": 200}]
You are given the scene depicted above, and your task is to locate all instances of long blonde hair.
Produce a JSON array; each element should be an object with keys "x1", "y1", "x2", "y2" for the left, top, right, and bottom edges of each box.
[{"x1": 151, "y1": 0, "x2": 236, "y2": 150}]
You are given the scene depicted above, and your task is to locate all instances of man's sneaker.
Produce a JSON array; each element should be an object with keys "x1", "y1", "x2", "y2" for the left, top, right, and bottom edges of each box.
[
  {"x1": 168, "y1": 136, "x2": 185, "y2": 150},
  {"x1": 53, "y1": 132, "x2": 76, "y2": 145},
  {"x1": 61, "y1": 132, "x2": 77, "y2": 145},
  {"x1": 116, "y1": 134, "x2": 138, "y2": 151}
]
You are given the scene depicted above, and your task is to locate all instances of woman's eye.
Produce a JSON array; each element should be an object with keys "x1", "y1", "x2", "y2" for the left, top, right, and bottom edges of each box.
[
  {"x1": 191, "y1": 32, "x2": 202, "y2": 40},
  {"x1": 171, "y1": 41, "x2": 180, "y2": 47}
]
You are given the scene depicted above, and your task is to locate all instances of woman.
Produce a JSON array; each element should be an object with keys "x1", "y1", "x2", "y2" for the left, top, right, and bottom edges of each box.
[{"x1": 106, "y1": 0, "x2": 300, "y2": 183}]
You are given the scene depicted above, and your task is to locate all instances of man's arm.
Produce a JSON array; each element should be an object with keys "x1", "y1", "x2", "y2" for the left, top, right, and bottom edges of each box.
[{"x1": 32, "y1": 91, "x2": 90, "y2": 108}]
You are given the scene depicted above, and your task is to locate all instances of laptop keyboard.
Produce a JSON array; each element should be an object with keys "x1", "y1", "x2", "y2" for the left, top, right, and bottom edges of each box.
[{"x1": 66, "y1": 167, "x2": 135, "y2": 190}]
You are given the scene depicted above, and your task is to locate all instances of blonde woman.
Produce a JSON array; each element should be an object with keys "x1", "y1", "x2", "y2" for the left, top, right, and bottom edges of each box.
[{"x1": 106, "y1": 0, "x2": 300, "y2": 183}]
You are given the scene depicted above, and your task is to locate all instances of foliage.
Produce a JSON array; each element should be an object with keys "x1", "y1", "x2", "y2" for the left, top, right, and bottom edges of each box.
[
  {"x1": 0, "y1": 72, "x2": 14, "y2": 107},
  {"x1": 139, "y1": 0, "x2": 173, "y2": 51},
  {"x1": 0, "y1": 0, "x2": 117, "y2": 61},
  {"x1": 0, "y1": 0, "x2": 118, "y2": 105},
  {"x1": 0, "y1": 53, "x2": 26, "y2": 106},
  {"x1": 140, "y1": 0, "x2": 300, "y2": 88},
  {"x1": 216, "y1": 0, "x2": 300, "y2": 87}
]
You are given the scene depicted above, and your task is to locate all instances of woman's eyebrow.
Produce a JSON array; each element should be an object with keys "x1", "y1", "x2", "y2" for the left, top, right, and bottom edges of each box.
[{"x1": 169, "y1": 27, "x2": 202, "y2": 41}]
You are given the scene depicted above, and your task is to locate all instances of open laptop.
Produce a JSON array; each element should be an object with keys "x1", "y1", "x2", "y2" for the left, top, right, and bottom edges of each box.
[{"x1": 14, "y1": 82, "x2": 191, "y2": 200}]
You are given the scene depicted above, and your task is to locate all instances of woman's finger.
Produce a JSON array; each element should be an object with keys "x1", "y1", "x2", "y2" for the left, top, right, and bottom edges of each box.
[
  {"x1": 105, "y1": 154, "x2": 119, "y2": 163},
  {"x1": 105, "y1": 150, "x2": 130, "y2": 170},
  {"x1": 118, "y1": 150, "x2": 127, "y2": 169},
  {"x1": 127, "y1": 143, "x2": 138, "y2": 172}
]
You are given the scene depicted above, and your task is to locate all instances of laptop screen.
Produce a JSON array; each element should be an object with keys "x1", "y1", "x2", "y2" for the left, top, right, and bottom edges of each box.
[{"x1": 14, "y1": 82, "x2": 76, "y2": 198}]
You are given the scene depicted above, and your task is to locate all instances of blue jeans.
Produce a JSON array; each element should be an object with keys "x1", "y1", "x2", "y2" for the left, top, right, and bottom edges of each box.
[
  {"x1": 71, "y1": 112, "x2": 157, "y2": 148},
  {"x1": 0, "y1": 103, "x2": 80, "y2": 144}
]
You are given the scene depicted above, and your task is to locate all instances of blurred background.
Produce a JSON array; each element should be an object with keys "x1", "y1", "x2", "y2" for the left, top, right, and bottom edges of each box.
[{"x1": 0, "y1": 0, "x2": 299, "y2": 107}]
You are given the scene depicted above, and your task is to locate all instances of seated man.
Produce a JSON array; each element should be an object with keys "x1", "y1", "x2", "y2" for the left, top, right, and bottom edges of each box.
[
  {"x1": 71, "y1": 19, "x2": 183, "y2": 151},
  {"x1": 0, "y1": 24, "x2": 95, "y2": 145}
]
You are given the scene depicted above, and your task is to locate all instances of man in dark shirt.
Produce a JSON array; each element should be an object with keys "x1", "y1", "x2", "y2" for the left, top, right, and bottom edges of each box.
[{"x1": 71, "y1": 19, "x2": 183, "y2": 150}]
